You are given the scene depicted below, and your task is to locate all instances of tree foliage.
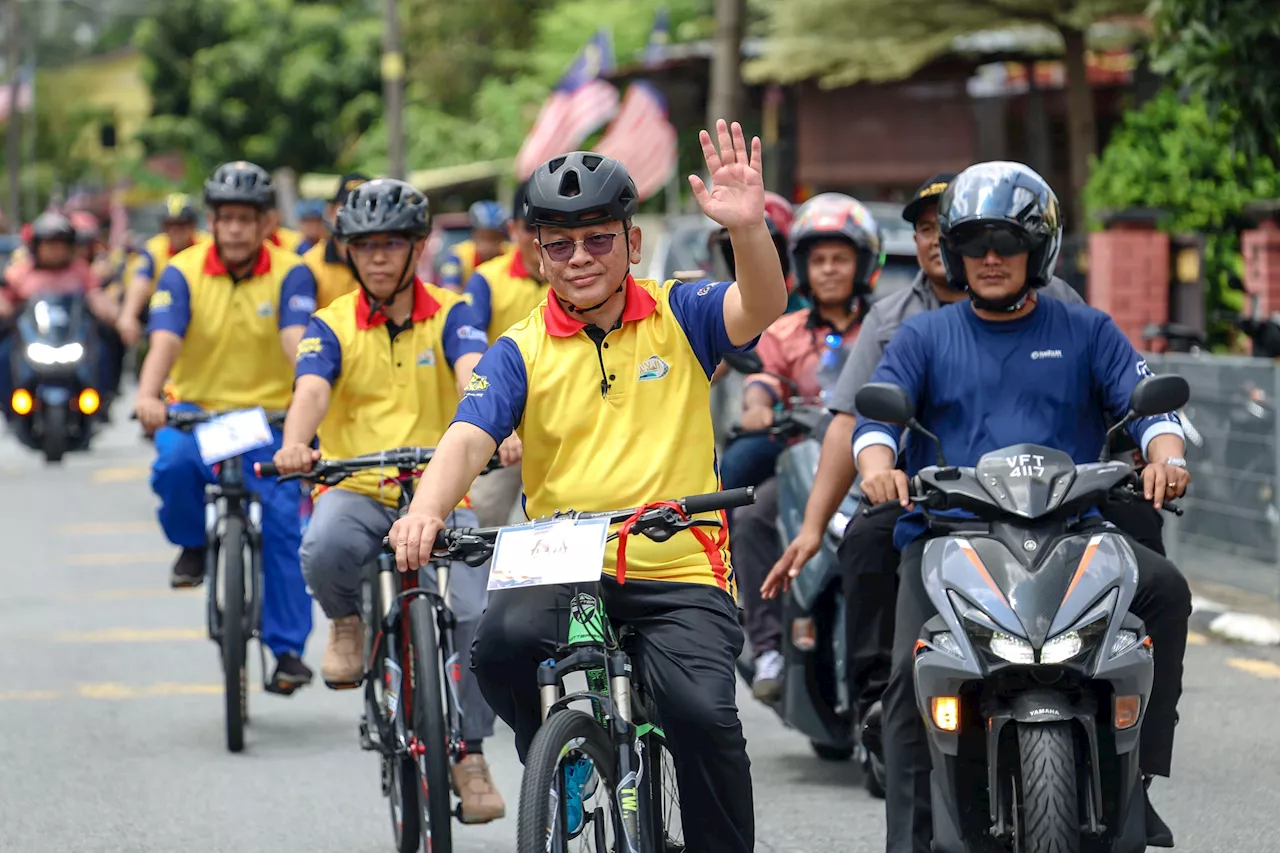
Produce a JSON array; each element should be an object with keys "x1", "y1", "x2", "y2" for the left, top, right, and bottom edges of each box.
[
  {"x1": 1084, "y1": 87, "x2": 1280, "y2": 344},
  {"x1": 134, "y1": 0, "x2": 382, "y2": 179},
  {"x1": 1148, "y1": 0, "x2": 1280, "y2": 165}
]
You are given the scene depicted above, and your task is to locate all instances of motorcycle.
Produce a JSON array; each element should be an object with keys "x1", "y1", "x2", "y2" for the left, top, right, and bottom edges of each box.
[
  {"x1": 854, "y1": 373, "x2": 1189, "y2": 853},
  {"x1": 6, "y1": 292, "x2": 101, "y2": 463}
]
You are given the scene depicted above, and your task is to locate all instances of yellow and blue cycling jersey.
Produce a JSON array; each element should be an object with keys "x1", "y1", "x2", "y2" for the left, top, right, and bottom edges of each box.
[
  {"x1": 147, "y1": 242, "x2": 317, "y2": 412},
  {"x1": 134, "y1": 232, "x2": 213, "y2": 294},
  {"x1": 269, "y1": 227, "x2": 306, "y2": 255},
  {"x1": 464, "y1": 249, "x2": 549, "y2": 344},
  {"x1": 453, "y1": 276, "x2": 757, "y2": 599},
  {"x1": 303, "y1": 237, "x2": 360, "y2": 310},
  {"x1": 438, "y1": 239, "x2": 510, "y2": 290},
  {"x1": 295, "y1": 279, "x2": 489, "y2": 507}
]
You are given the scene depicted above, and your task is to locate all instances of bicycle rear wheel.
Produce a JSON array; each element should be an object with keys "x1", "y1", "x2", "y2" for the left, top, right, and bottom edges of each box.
[
  {"x1": 221, "y1": 515, "x2": 248, "y2": 753},
  {"x1": 517, "y1": 709, "x2": 619, "y2": 853},
  {"x1": 643, "y1": 728, "x2": 684, "y2": 851},
  {"x1": 407, "y1": 596, "x2": 453, "y2": 851}
]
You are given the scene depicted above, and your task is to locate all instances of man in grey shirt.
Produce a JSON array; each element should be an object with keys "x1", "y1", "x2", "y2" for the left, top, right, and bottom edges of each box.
[{"x1": 760, "y1": 173, "x2": 1084, "y2": 757}]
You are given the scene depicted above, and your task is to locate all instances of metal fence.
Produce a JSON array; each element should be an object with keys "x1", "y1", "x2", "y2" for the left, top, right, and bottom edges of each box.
[{"x1": 1145, "y1": 353, "x2": 1280, "y2": 604}]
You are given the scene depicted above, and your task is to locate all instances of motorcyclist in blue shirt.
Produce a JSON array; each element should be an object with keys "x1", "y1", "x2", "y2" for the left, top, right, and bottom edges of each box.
[{"x1": 854, "y1": 163, "x2": 1190, "y2": 852}]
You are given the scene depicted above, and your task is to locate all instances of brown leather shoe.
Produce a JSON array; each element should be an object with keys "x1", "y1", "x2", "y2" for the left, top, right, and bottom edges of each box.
[
  {"x1": 321, "y1": 615, "x2": 363, "y2": 689},
  {"x1": 452, "y1": 753, "x2": 506, "y2": 824}
]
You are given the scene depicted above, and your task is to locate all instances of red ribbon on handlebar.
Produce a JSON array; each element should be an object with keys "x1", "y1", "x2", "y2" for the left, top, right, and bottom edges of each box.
[{"x1": 615, "y1": 501, "x2": 724, "y2": 586}]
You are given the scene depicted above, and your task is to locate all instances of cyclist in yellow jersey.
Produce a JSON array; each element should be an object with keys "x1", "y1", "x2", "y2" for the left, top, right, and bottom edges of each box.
[
  {"x1": 272, "y1": 178, "x2": 511, "y2": 822},
  {"x1": 294, "y1": 198, "x2": 327, "y2": 255},
  {"x1": 117, "y1": 194, "x2": 209, "y2": 348},
  {"x1": 302, "y1": 172, "x2": 368, "y2": 309},
  {"x1": 390, "y1": 123, "x2": 787, "y2": 851},
  {"x1": 436, "y1": 200, "x2": 510, "y2": 291},
  {"x1": 134, "y1": 161, "x2": 319, "y2": 695}
]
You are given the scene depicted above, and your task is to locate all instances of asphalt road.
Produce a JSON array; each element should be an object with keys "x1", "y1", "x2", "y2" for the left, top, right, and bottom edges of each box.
[{"x1": 1, "y1": 408, "x2": 1277, "y2": 853}]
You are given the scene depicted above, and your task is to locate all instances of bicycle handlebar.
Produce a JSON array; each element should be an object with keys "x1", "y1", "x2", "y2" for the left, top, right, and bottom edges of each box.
[
  {"x1": 379, "y1": 486, "x2": 756, "y2": 563},
  {"x1": 166, "y1": 409, "x2": 289, "y2": 430},
  {"x1": 255, "y1": 448, "x2": 503, "y2": 482}
]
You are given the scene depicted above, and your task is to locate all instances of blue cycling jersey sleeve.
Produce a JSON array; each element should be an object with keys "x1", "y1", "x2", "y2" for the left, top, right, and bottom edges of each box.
[
  {"x1": 279, "y1": 264, "x2": 318, "y2": 328},
  {"x1": 439, "y1": 250, "x2": 466, "y2": 289},
  {"x1": 668, "y1": 279, "x2": 759, "y2": 379},
  {"x1": 463, "y1": 270, "x2": 493, "y2": 329},
  {"x1": 441, "y1": 299, "x2": 490, "y2": 369},
  {"x1": 147, "y1": 266, "x2": 191, "y2": 338},
  {"x1": 137, "y1": 249, "x2": 157, "y2": 282},
  {"x1": 294, "y1": 317, "x2": 342, "y2": 384},
  {"x1": 850, "y1": 320, "x2": 928, "y2": 459},
  {"x1": 1089, "y1": 311, "x2": 1184, "y2": 456},
  {"x1": 451, "y1": 336, "x2": 527, "y2": 444}
]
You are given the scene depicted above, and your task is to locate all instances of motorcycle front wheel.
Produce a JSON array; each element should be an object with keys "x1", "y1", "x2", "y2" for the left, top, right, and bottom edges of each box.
[{"x1": 1014, "y1": 721, "x2": 1079, "y2": 853}]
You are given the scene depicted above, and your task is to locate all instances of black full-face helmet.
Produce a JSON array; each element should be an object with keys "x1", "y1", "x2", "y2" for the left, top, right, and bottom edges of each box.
[{"x1": 937, "y1": 161, "x2": 1062, "y2": 312}]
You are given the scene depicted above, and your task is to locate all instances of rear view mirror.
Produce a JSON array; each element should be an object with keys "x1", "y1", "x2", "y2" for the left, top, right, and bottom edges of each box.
[
  {"x1": 1129, "y1": 374, "x2": 1190, "y2": 417},
  {"x1": 854, "y1": 382, "x2": 915, "y2": 424},
  {"x1": 722, "y1": 351, "x2": 764, "y2": 375}
]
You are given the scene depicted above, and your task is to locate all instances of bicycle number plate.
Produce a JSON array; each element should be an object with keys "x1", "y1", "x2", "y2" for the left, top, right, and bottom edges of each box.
[
  {"x1": 193, "y1": 407, "x2": 274, "y2": 466},
  {"x1": 487, "y1": 516, "x2": 610, "y2": 590}
]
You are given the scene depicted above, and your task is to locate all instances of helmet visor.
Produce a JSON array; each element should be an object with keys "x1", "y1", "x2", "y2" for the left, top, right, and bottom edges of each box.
[
  {"x1": 945, "y1": 223, "x2": 1034, "y2": 259},
  {"x1": 941, "y1": 164, "x2": 1056, "y2": 234}
]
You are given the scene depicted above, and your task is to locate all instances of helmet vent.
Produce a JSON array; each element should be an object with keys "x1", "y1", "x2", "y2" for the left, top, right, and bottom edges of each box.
[
  {"x1": 558, "y1": 169, "x2": 582, "y2": 198},
  {"x1": 548, "y1": 156, "x2": 568, "y2": 173},
  {"x1": 581, "y1": 154, "x2": 604, "y2": 171}
]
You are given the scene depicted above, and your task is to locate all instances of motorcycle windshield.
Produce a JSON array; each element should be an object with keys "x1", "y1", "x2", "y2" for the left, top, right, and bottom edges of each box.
[
  {"x1": 974, "y1": 444, "x2": 1077, "y2": 518},
  {"x1": 19, "y1": 292, "x2": 86, "y2": 348}
]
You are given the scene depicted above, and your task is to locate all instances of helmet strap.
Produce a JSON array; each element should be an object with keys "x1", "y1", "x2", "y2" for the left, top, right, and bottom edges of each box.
[
  {"x1": 968, "y1": 280, "x2": 1034, "y2": 313},
  {"x1": 347, "y1": 240, "x2": 419, "y2": 325}
]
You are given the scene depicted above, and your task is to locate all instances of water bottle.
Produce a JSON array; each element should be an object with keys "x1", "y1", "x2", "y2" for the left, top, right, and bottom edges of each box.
[{"x1": 816, "y1": 333, "x2": 844, "y2": 403}]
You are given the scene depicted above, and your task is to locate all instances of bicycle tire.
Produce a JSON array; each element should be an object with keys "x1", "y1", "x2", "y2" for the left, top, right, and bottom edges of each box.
[
  {"x1": 643, "y1": 729, "x2": 684, "y2": 851},
  {"x1": 407, "y1": 596, "x2": 453, "y2": 851},
  {"x1": 222, "y1": 514, "x2": 248, "y2": 753},
  {"x1": 517, "y1": 709, "x2": 618, "y2": 853}
]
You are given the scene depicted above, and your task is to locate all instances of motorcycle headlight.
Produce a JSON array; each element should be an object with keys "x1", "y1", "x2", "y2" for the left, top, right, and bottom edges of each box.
[
  {"x1": 989, "y1": 631, "x2": 1035, "y2": 665},
  {"x1": 26, "y1": 342, "x2": 84, "y2": 365},
  {"x1": 1110, "y1": 629, "x2": 1140, "y2": 658},
  {"x1": 1040, "y1": 630, "x2": 1084, "y2": 664},
  {"x1": 929, "y1": 631, "x2": 965, "y2": 659}
]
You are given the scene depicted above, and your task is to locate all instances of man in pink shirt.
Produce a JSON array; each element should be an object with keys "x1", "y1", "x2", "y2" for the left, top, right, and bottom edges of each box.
[{"x1": 723, "y1": 193, "x2": 886, "y2": 702}]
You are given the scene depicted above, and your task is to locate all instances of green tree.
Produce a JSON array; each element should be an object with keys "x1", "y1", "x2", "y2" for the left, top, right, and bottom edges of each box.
[
  {"x1": 1148, "y1": 0, "x2": 1280, "y2": 165},
  {"x1": 746, "y1": 0, "x2": 1148, "y2": 234},
  {"x1": 134, "y1": 0, "x2": 382, "y2": 177},
  {"x1": 1084, "y1": 87, "x2": 1280, "y2": 346}
]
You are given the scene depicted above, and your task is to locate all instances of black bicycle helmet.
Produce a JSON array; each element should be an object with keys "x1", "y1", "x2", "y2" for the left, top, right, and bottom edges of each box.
[
  {"x1": 204, "y1": 161, "x2": 274, "y2": 210},
  {"x1": 524, "y1": 152, "x2": 638, "y2": 228},
  {"x1": 937, "y1": 161, "x2": 1062, "y2": 312},
  {"x1": 334, "y1": 179, "x2": 430, "y2": 239},
  {"x1": 789, "y1": 193, "x2": 884, "y2": 296},
  {"x1": 30, "y1": 212, "x2": 76, "y2": 245}
]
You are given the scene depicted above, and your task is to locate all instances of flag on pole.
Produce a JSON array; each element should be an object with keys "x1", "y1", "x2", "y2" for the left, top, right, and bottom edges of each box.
[
  {"x1": 593, "y1": 81, "x2": 678, "y2": 202},
  {"x1": 513, "y1": 30, "x2": 620, "y2": 180},
  {"x1": 642, "y1": 7, "x2": 670, "y2": 67}
]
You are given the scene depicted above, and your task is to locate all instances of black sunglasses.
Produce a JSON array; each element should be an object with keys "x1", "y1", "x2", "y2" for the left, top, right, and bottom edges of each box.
[{"x1": 947, "y1": 226, "x2": 1032, "y2": 259}]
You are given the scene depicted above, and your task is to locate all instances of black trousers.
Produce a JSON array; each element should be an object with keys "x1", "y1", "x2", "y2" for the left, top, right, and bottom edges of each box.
[
  {"x1": 472, "y1": 576, "x2": 755, "y2": 853},
  {"x1": 837, "y1": 504, "x2": 903, "y2": 723},
  {"x1": 882, "y1": 519, "x2": 1191, "y2": 853},
  {"x1": 731, "y1": 477, "x2": 784, "y2": 657}
]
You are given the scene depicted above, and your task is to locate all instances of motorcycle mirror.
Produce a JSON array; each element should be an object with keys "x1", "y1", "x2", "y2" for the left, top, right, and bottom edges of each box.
[
  {"x1": 856, "y1": 382, "x2": 947, "y2": 466},
  {"x1": 1129, "y1": 374, "x2": 1190, "y2": 418},
  {"x1": 722, "y1": 351, "x2": 764, "y2": 375}
]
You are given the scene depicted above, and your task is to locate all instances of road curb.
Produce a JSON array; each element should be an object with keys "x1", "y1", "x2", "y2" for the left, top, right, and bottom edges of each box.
[{"x1": 1190, "y1": 596, "x2": 1280, "y2": 646}]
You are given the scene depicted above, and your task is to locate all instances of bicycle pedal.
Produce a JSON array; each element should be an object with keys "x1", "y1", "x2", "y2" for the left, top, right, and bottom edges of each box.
[
  {"x1": 324, "y1": 678, "x2": 362, "y2": 691},
  {"x1": 359, "y1": 722, "x2": 379, "y2": 751}
]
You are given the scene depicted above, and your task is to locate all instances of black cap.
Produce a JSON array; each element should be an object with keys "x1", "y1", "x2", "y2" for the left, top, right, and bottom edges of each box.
[
  {"x1": 902, "y1": 172, "x2": 957, "y2": 224},
  {"x1": 512, "y1": 180, "x2": 530, "y2": 225},
  {"x1": 333, "y1": 172, "x2": 370, "y2": 205}
]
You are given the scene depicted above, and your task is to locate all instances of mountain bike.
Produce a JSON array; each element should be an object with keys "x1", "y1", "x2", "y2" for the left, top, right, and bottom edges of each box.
[
  {"x1": 259, "y1": 447, "x2": 501, "y2": 853},
  {"x1": 167, "y1": 408, "x2": 288, "y2": 754},
  {"x1": 424, "y1": 486, "x2": 756, "y2": 853}
]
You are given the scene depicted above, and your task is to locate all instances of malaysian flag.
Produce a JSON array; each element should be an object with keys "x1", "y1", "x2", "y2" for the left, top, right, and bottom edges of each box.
[
  {"x1": 593, "y1": 81, "x2": 678, "y2": 202},
  {"x1": 513, "y1": 30, "x2": 620, "y2": 180}
]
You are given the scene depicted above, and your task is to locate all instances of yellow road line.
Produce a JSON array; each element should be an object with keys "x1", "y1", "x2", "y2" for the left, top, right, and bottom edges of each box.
[
  {"x1": 0, "y1": 683, "x2": 257, "y2": 702},
  {"x1": 64, "y1": 551, "x2": 173, "y2": 566},
  {"x1": 56, "y1": 627, "x2": 205, "y2": 643},
  {"x1": 91, "y1": 466, "x2": 150, "y2": 484},
  {"x1": 56, "y1": 522, "x2": 156, "y2": 535},
  {"x1": 1227, "y1": 657, "x2": 1280, "y2": 680},
  {"x1": 86, "y1": 587, "x2": 200, "y2": 601},
  {"x1": 1186, "y1": 631, "x2": 1208, "y2": 646},
  {"x1": 0, "y1": 689, "x2": 61, "y2": 701}
]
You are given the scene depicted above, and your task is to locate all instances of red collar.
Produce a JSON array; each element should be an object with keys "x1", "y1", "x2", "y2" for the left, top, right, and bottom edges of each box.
[
  {"x1": 509, "y1": 250, "x2": 531, "y2": 279},
  {"x1": 543, "y1": 275, "x2": 656, "y2": 337},
  {"x1": 267, "y1": 231, "x2": 282, "y2": 247},
  {"x1": 203, "y1": 244, "x2": 271, "y2": 278},
  {"x1": 356, "y1": 278, "x2": 441, "y2": 329}
]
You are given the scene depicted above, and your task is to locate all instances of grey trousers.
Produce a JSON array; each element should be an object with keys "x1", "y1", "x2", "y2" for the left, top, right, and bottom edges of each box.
[
  {"x1": 299, "y1": 488, "x2": 496, "y2": 741},
  {"x1": 468, "y1": 463, "x2": 525, "y2": 527}
]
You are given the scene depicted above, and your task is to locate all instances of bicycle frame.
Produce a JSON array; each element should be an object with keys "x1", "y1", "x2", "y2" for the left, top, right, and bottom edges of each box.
[{"x1": 203, "y1": 453, "x2": 265, "y2": 654}]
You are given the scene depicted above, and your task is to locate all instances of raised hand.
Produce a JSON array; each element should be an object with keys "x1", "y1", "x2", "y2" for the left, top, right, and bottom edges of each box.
[{"x1": 688, "y1": 120, "x2": 765, "y2": 231}]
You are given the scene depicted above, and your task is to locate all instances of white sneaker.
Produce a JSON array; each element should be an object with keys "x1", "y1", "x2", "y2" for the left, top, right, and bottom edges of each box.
[{"x1": 752, "y1": 650, "x2": 784, "y2": 701}]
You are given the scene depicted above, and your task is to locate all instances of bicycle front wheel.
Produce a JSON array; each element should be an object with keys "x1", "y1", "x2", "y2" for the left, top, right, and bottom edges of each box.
[
  {"x1": 517, "y1": 709, "x2": 619, "y2": 853},
  {"x1": 221, "y1": 514, "x2": 248, "y2": 753},
  {"x1": 407, "y1": 596, "x2": 453, "y2": 852}
]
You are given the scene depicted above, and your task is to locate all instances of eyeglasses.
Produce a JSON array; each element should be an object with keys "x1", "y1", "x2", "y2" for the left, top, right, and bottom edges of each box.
[
  {"x1": 946, "y1": 227, "x2": 1032, "y2": 259},
  {"x1": 539, "y1": 232, "x2": 624, "y2": 263},
  {"x1": 348, "y1": 237, "x2": 413, "y2": 255}
]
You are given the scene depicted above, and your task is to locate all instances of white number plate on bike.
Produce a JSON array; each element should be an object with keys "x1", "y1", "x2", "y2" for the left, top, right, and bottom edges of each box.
[
  {"x1": 193, "y1": 407, "x2": 274, "y2": 466},
  {"x1": 487, "y1": 516, "x2": 610, "y2": 590}
]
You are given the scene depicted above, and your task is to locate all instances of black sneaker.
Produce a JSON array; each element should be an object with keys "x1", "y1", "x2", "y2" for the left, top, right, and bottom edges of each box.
[
  {"x1": 266, "y1": 653, "x2": 314, "y2": 696},
  {"x1": 1144, "y1": 775, "x2": 1175, "y2": 847},
  {"x1": 170, "y1": 547, "x2": 205, "y2": 589}
]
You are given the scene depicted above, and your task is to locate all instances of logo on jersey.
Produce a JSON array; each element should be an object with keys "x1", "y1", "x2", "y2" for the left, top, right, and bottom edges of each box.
[
  {"x1": 416, "y1": 348, "x2": 436, "y2": 367},
  {"x1": 1135, "y1": 358, "x2": 1153, "y2": 378},
  {"x1": 296, "y1": 337, "x2": 323, "y2": 359},
  {"x1": 465, "y1": 373, "x2": 490, "y2": 393},
  {"x1": 256, "y1": 301, "x2": 274, "y2": 318},
  {"x1": 1030, "y1": 349, "x2": 1062, "y2": 360},
  {"x1": 149, "y1": 290, "x2": 172, "y2": 311},
  {"x1": 697, "y1": 282, "x2": 715, "y2": 296},
  {"x1": 288, "y1": 294, "x2": 316, "y2": 315},
  {"x1": 637, "y1": 355, "x2": 670, "y2": 382},
  {"x1": 456, "y1": 325, "x2": 487, "y2": 343}
]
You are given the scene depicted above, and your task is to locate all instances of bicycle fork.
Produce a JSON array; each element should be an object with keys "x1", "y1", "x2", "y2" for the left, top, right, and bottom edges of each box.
[{"x1": 433, "y1": 561, "x2": 468, "y2": 761}]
